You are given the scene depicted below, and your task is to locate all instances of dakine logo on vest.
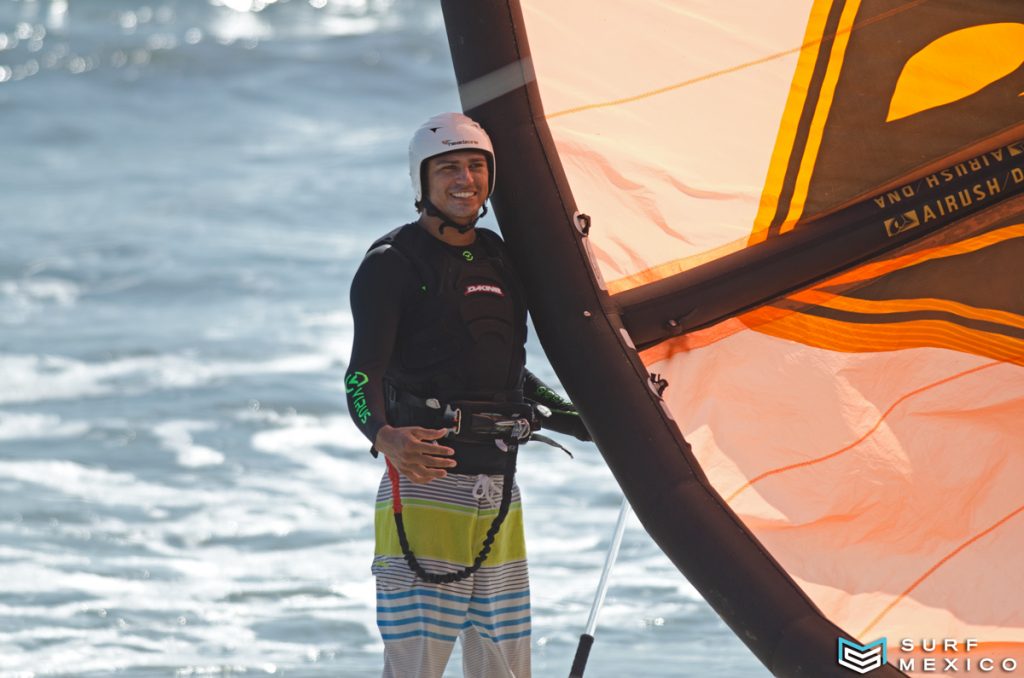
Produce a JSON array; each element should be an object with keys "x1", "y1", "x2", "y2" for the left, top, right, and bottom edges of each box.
[
  {"x1": 464, "y1": 284, "x2": 504, "y2": 297},
  {"x1": 837, "y1": 637, "x2": 1020, "y2": 673}
]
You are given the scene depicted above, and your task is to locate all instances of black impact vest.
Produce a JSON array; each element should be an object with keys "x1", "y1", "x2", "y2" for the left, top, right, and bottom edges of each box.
[{"x1": 369, "y1": 224, "x2": 528, "y2": 473}]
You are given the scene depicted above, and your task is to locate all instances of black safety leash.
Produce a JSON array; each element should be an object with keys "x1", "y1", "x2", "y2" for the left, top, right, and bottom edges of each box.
[
  {"x1": 384, "y1": 400, "x2": 572, "y2": 584},
  {"x1": 385, "y1": 448, "x2": 517, "y2": 585}
]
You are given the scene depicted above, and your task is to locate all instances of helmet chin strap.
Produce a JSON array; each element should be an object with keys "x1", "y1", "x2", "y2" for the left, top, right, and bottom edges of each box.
[{"x1": 423, "y1": 198, "x2": 488, "y2": 235}]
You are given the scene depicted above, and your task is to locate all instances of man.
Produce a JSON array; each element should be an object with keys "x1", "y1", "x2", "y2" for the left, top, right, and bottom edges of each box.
[{"x1": 344, "y1": 112, "x2": 588, "y2": 678}]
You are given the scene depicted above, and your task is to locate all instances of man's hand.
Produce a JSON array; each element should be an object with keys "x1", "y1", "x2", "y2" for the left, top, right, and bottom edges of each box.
[{"x1": 374, "y1": 425, "x2": 456, "y2": 484}]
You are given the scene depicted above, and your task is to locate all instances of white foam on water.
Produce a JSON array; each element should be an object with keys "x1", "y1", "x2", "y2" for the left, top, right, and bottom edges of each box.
[
  {"x1": 3, "y1": 563, "x2": 155, "y2": 597},
  {"x1": 212, "y1": 0, "x2": 284, "y2": 13},
  {"x1": 149, "y1": 353, "x2": 336, "y2": 388},
  {"x1": 0, "y1": 276, "x2": 80, "y2": 307},
  {"x1": 153, "y1": 420, "x2": 226, "y2": 467},
  {"x1": 248, "y1": 410, "x2": 380, "y2": 492},
  {"x1": 0, "y1": 355, "x2": 111, "y2": 404},
  {"x1": 208, "y1": 7, "x2": 273, "y2": 42},
  {"x1": 249, "y1": 411, "x2": 366, "y2": 455},
  {"x1": 175, "y1": 664, "x2": 278, "y2": 677},
  {"x1": 205, "y1": 0, "x2": 395, "y2": 42},
  {"x1": 0, "y1": 530, "x2": 376, "y2": 669},
  {"x1": 0, "y1": 411, "x2": 90, "y2": 440},
  {"x1": 329, "y1": 579, "x2": 377, "y2": 616},
  {"x1": 295, "y1": 309, "x2": 353, "y2": 367},
  {"x1": 0, "y1": 459, "x2": 208, "y2": 507},
  {"x1": 233, "y1": 471, "x2": 376, "y2": 539},
  {"x1": 1, "y1": 630, "x2": 287, "y2": 675},
  {"x1": 0, "y1": 278, "x2": 79, "y2": 327},
  {"x1": 0, "y1": 543, "x2": 91, "y2": 571},
  {"x1": 0, "y1": 352, "x2": 335, "y2": 405}
]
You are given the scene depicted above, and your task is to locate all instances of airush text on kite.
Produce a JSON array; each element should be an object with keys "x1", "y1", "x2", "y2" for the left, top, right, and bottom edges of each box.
[
  {"x1": 871, "y1": 140, "x2": 1024, "y2": 238},
  {"x1": 873, "y1": 144, "x2": 1023, "y2": 209},
  {"x1": 882, "y1": 175, "x2": 1015, "y2": 238}
]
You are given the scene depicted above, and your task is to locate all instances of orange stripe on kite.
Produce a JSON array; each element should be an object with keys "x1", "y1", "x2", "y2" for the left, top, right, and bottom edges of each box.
[
  {"x1": 748, "y1": 0, "x2": 833, "y2": 246},
  {"x1": 747, "y1": 311, "x2": 1024, "y2": 365},
  {"x1": 776, "y1": 0, "x2": 862, "y2": 235},
  {"x1": 724, "y1": 361, "x2": 1003, "y2": 504},
  {"x1": 635, "y1": 223, "x2": 1024, "y2": 363},
  {"x1": 858, "y1": 502, "x2": 1024, "y2": 638},
  {"x1": 821, "y1": 222, "x2": 1024, "y2": 288},
  {"x1": 610, "y1": 207, "x2": 1021, "y2": 304},
  {"x1": 788, "y1": 288, "x2": 1024, "y2": 331},
  {"x1": 640, "y1": 302, "x2": 1024, "y2": 366}
]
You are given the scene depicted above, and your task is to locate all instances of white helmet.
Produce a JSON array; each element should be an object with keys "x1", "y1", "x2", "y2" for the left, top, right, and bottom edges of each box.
[{"x1": 409, "y1": 112, "x2": 495, "y2": 204}]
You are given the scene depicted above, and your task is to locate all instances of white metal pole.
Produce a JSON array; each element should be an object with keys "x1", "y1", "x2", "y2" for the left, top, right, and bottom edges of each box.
[{"x1": 569, "y1": 496, "x2": 631, "y2": 677}]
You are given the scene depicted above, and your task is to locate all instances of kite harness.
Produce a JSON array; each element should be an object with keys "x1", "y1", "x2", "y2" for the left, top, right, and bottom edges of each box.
[{"x1": 384, "y1": 395, "x2": 571, "y2": 584}]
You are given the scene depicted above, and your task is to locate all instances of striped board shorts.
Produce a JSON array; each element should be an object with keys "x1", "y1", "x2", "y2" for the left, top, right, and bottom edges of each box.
[{"x1": 373, "y1": 471, "x2": 531, "y2": 678}]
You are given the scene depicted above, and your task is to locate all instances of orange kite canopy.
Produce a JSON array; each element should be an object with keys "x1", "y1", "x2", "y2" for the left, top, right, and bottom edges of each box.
[{"x1": 442, "y1": 1, "x2": 1024, "y2": 675}]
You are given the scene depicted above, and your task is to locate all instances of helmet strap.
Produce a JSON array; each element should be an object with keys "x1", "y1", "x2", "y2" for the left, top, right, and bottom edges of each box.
[{"x1": 423, "y1": 198, "x2": 488, "y2": 235}]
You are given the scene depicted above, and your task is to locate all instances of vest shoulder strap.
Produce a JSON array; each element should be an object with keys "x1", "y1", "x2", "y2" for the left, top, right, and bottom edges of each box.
[
  {"x1": 474, "y1": 227, "x2": 505, "y2": 259},
  {"x1": 368, "y1": 225, "x2": 510, "y2": 290},
  {"x1": 367, "y1": 224, "x2": 433, "y2": 288}
]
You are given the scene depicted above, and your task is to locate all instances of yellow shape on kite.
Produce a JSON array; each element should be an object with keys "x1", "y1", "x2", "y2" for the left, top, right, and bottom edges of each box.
[{"x1": 887, "y1": 22, "x2": 1024, "y2": 122}]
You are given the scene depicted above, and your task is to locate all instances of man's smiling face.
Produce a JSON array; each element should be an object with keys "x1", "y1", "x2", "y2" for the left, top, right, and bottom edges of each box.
[{"x1": 424, "y1": 150, "x2": 490, "y2": 225}]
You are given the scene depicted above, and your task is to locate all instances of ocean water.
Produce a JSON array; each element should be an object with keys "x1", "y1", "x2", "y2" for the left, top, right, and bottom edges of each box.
[{"x1": 0, "y1": 0, "x2": 768, "y2": 675}]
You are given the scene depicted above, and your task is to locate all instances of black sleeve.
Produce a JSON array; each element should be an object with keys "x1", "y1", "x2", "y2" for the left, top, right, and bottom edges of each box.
[
  {"x1": 345, "y1": 245, "x2": 416, "y2": 447},
  {"x1": 524, "y1": 368, "x2": 592, "y2": 442}
]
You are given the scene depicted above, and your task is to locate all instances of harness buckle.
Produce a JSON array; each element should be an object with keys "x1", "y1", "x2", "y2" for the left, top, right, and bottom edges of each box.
[
  {"x1": 493, "y1": 417, "x2": 532, "y2": 442},
  {"x1": 443, "y1": 404, "x2": 462, "y2": 435}
]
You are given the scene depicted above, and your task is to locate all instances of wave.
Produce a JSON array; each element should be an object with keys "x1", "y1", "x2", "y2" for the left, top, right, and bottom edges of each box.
[
  {"x1": 152, "y1": 419, "x2": 226, "y2": 467},
  {"x1": 0, "y1": 0, "x2": 440, "y2": 86},
  {"x1": 0, "y1": 458, "x2": 200, "y2": 506},
  {"x1": 0, "y1": 411, "x2": 90, "y2": 440},
  {"x1": 0, "y1": 351, "x2": 335, "y2": 405},
  {"x1": 0, "y1": 277, "x2": 81, "y2": 325}
]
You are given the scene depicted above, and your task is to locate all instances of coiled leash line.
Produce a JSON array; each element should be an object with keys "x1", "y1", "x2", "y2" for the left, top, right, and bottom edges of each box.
[
  {"x1": 384, "y1": 400, "x2": 573, "y2": 584},
  {"x1": 385, "y1": 452, "x2": 516, "y2": 584}
]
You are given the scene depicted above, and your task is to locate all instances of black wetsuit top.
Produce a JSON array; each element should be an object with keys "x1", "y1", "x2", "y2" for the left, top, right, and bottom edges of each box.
[{"x1": 345, "y1": 223, "x2": 528, "y2": 474}]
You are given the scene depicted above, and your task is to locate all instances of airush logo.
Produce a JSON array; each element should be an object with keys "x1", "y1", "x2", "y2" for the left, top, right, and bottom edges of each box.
[
  {"x1": 838, "y1": 637, "x2": 887, "y2": 674},
  {"x1": 345, "y1": 371, "x2": 371, "y2": 424}
]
